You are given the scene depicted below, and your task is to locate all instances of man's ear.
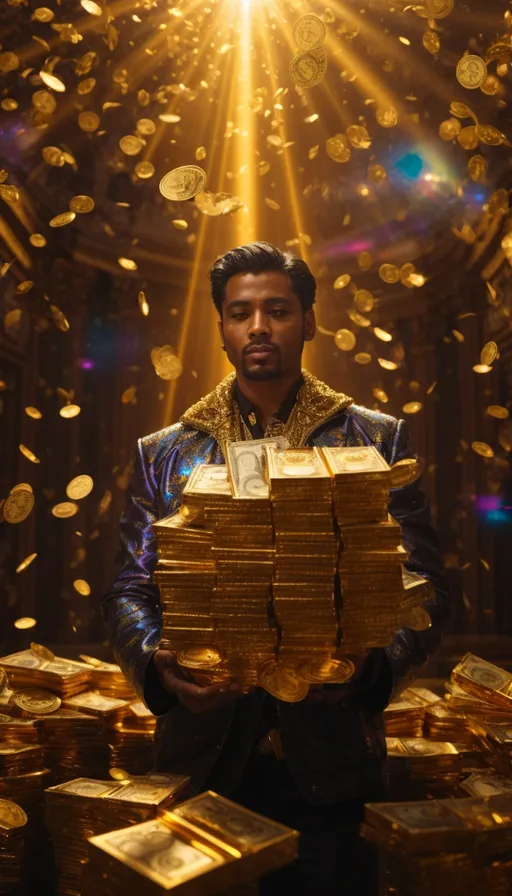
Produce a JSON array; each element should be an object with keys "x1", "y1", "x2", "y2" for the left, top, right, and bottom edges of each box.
[
  {"x1": 217, "y1": 318, "x2": 226, "y2": 350},
  {"x1": 303, "y1": 308, "x2": 316, "y2": 342}
]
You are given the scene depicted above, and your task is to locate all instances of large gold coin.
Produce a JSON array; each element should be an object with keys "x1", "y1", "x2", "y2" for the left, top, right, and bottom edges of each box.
[
  {"x1": 3, "y1": 488, "x2": 34, "y2": 524},
  {"x1": 471, "y1": 441, "x2": 494, "y2": 458},
  {"x1": 424, "y1": 0, "x2": 454, "y2": 17},
  {"x1": 334, "y1": 329, "x2": 356, "y2": 352},
  {"x1": 456, "y1": 55, "x2": 487, "y2": 89},
  {"x1": 66, "y1": 474, "x2": 93, "y2": 500},
  {"x1": 293, "y1": 14, "x2": 326, "y2": 50},
  {"x1": 159, "y1": 166, "x2": 207, "y2": 201},
  {"x1": 389, "y1": 458, "x2": 422, "y2": 488},
  {"x1": 52, "y1": 501, "x2": 78, "y2": 518},
  {"x1": 404, "y1": 606, "x2": 432, "y2": 632},
  {"x1": 30, "y1": 642, "x2": 55, "y2": 663},
  {"x1": 11, "y1": 688, "x2": 61, "y2": 715},
  {"x1": 177, "y1": 646, "x2": 222, "y2": 669},
  {"x1": 0, "y1": 799, "x2": 28, "y2": 830},
  {"x1": 290, "y1": 47, "x2": 327, "y2": 89},
  {"x1": 69, "y1": 195, "x2": 94, "y2": 214},
  {"x1": 480, "y1": 341, "x2": 498, "y2": 366},
  {"x1": 258, "y1": 659, "x2": 309, "y2": 703},
  {"x1": 299, "y1": 657, "x2": 355, "y2": 684}
]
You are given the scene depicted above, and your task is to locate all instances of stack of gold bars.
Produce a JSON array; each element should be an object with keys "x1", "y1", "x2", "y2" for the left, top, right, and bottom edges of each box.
[
  {"x1": 0, "y1": 648, "x2": 91, "y2": 697},
  {"x1": 386, "y1": 737, "x2": 463, "y2": 799},
  {"x1": 45, "y1": 773, "x2": 189, "y2": 896},
  {"x1": 0, "y1": 799, "x2": 29, "y2": 894},
  {"x1": 79, "y1": 656, "x2": 137, "y2": 701},
  {"x1": 84, "y1": 790, "x2": 298, "y2": 896},
  {"x1": 362, "y1": 796, "x2": 512, "y2": 895},
  {"x1": 108, "y1": 702, "x2": 156, "y2": 777},
  {"x1": 41, "y1": 709, "x2": 110, "y2": 783},
  {"x1": 62, "y1": 690, "x2": 131, "y2": 726}
]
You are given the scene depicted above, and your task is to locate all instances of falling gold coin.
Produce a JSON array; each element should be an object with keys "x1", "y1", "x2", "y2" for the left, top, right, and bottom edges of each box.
[
  {"x1": 376, "y1": 106, "x2": 398, "y2": 127},
  {"x1": 373, "y1": 388, "x2": 389, "y2": 403},
  {"x1": 52, "y1": 502, "x2": 79, "y2": 519},
  {"x1": 374, "y1": 327, "x2": 393, "y2": 342},
  {"x1": 172, "y1": 219, "x2": 188, "y2": 230},
  {"x1": 42, "y1": 146, "x2": 65, "y2": 167},
  {"x1": 471, "y1": 441, "x2": 494, "y2": 458},
  {"x1": 81, "y1": 0, "x2": 103, "y2": 13},
  {"x1": 19, "y1": 445, "x2": 40, "y2": 464},
  {"x1": 293, "y1": 14, "x2": 327, "y2": 50},
  {"x1": 59, "y1": 404, "x2": 81, "y2": 419},
  {"x1": 12, "y1": 688, "x2": 61, "y2": 715},
  {"x1": 480, "y1": 341, "x2": 498, "y2": 366},
  {"x1": 0, "y1": 53, "x2": 19, "y2": 74},
  {"x1": 425, "y1": 0, "x2": 453, "y2": 16},
  {"x1": 66, "y1": 474, "x2": 93, "y2": 501},
  {"x1": 423, "y1": 31, "x2": 440, "y2": 54},
  {"x1": 348, "y1": 310, "x2": 371, "y2": 328},
  {"x1": 195, "y1": 146, "x2": 206, "y2": 161},
  {"x1": 109, "y1": 767, "x2": 131, "y2": 781},
  {"x1": 404, "y1": 606, "x2": 432, "y2": 632},
  {"x1": 119, "y1": 135, "x2": 144, "y2": 156},
  {"x1": 379, "y1": 263, "x2": 400, "y2": 284},
  {"x1": 73, "y1": 579, "x2": 91, "y2": 596},
  {"x1": 121, "y1": 385, "x2": 137, "y2": 404},
  {"x1": 78, "y1": 111, "x2": 100, "y2": 132},
  {"x1": 258, "y1": 660, "x2": 309, "y2": 703},
  {"x1": 14, "y1": 616, "x2": 36, "y2": 628},
  {"x1": 69, "y1": 195, "x2": 95, "y2": 214},
  {"x1": 347, "y1": 125, "x2": 372, "y2": 149},
  {"x1": 134, "y1": 161, "x2": 155, "y2": 179},
  {"x1": 326, "y1": 135, "x2": 351, "y2": 163},
  {"x1": 30, "y1": 643, "x2": 55, "y2": 663},
  {"x1": 289, "y1": 47, "x2": 327, "y2": 89},
  {"x1": 354, "y1": 352, "x2": 372, "y2": 364},
  {"x1": 402, "y1": 401, "x2": 423, "y2": 414},
  {"x1": 378, "y1": 358, "x2": 399, "y2": 370},
  {"x1": 298, "y1": 657, "x2": 355, "y2": 684},
  {"x1": 15, "y1": 554, "x2": 37, "y2": 575},
  {"x1": 33, "y1": 7, "x2": 55, "y2": 22},
  {"x1": 439, "y1": 118, "x2": 461, "y2": 141},
  {"x1": 390, "y1": 458, "x2": 422, "y2": 487},
  {"x1": 333, "y1": 274, "x2": 351, "y2": 289},
  {"x1": 487, "y1": 405, "x2": 509, "y2": 419},
  {"x1": 118, "y1": 257, "x2": 138, "y2": 271},
  {"x1": 467, "y1": 155, "x2": 487, "y2": 182},
  {"x1": 159, "y1": 166, "x2": 207, "y2": 201},
  {"x1": 39, "y1": 71, "x2": 65, "y2": 92},
  {"x1": 16, "y1": 280, "x2": 34, "y2": 295},
  {"x1": 354, "y1": 289, "x2": 374, "y2": 313},
  {"x1": 3, "y1": 489, "x2": 34, "y2": 524},
  {"x1": 32, "y1": 90, "x2": 56, "y2": 114},
  {"x1": 334, "y1": 329, "x2": 356, "y2": 351},
  {"x1": 456, "y1": 55, "x2": 487, "y2": 89},
  {"x1": 473, "y1": 364, "x2": 492, "y2": 374},
  {"x1": 29, "y1": 234, "x2": 46, "y2": 248},
  {"x1": 10, "y1": 483, "x2": 33, "y2": 494},
  {"x1": 488, "y1": 189, "x2": 509, "y2": 213},
  {"x1": 49, "y1": 211, "x2": 76, "y2": 228},
  {"x1": 0, "y1": 184, "x2": 19, "y2": 203}
]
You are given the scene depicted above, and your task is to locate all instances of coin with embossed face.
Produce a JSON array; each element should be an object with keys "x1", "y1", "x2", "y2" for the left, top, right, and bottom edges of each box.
[
  {"x1": 0, "y1": 799, "x2": 27, "y2": 830},
  {"x1": 159, "y1": 166, "x2": 207, "y2": 201},
  {"x1": 258, "y1": 660, "x2": 309, "y2": 702},
  {"x1": 299, "y1": 657, "x2": 355, "y2": 684},
  {"x1": 293, "y1": 14, "x2": 326, "y2": 50},
  {"x1": 456, "y1": 55, "x2": 487, "y2": 89},
  {"x1": 11, "y1": 688, "x2": 61, "y2": 715},
  {"x1": 3, "y1": 488, "x2": 34, "y2": 524},
  {"x1": 290, "y1": 47, "x2": 327, "y2": 89}
]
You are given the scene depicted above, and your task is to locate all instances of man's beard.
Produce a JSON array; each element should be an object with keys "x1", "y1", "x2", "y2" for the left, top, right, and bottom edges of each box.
[{"x1": 242, "y1": 360, "x2": 282, "y2": 381}]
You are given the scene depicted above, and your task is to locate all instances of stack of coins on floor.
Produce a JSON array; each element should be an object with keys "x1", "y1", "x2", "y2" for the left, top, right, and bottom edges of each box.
[
  {"x1": 84, "y1": 790, "x2": 298, "y2": 896},
  {"x1": 108, "y1": 702, "x2": 156, "y2": 777},
  {"x1": 0, "y1": 799, "x2": 30, "y2": 894},
  {"x1": 321, "y1": 446, "x2": 406, "y2": 652},
  {"x1": 362, "y1": 795, "x2": 512, "y2": 895},
  {"x1": 264, "y1": 446, "x2": 339, "y2": 672},
  {"x1": 79, "y1": 656, "x2": 137, "y2": 701},
  {"x1": 46, "y1": 773, "x2": 189, "y2": 896}
]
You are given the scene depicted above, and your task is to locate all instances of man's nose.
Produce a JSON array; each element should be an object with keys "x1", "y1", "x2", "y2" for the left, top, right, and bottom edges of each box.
[{"x1": 248, "y1": 312, "x2": 270, "y2": 339}]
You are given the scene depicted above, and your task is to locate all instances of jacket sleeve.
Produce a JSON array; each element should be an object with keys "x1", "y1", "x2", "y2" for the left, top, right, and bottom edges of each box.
[
  {"x1": 354, "y1": 417, "x2": 451, "y2": 713},
  {"x1": 101, "y1": 438, "x2": 176, "y2": 715}
]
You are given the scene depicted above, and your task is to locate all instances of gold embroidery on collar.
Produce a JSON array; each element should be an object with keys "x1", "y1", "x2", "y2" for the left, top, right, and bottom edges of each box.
[{"x1": 179, "y1": 370, "x2": 353, "y2": 448}]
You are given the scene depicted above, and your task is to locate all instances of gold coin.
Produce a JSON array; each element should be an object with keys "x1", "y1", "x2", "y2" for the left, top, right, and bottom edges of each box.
[
  {"x1": 59, "y1": 404, "x2": 81, "y2": 418},
  {"x1": 379, "y1": 263, "x2": 400, "y2": 283},
  {"x1": 69, "y1": 195, "x2": 94, "y2": 214},
  {"x1": 334, "y1": 329, "x2": 356, "y2": 352},
  {"x1": 488, "y1": 189, "x2": 509, "y2": 214},
  {"x1": 326, "y1": 135, "x2": 351, "y2": 163},
  {"x1": 473, "y1": 364, "x2": 492, "y2": 374},
  {"x1": 0, "y1": 184, "x2": 19, "y2": 203},
  {"x1": 404, "y1": 606, "x2": 432, "y2": 632},
  {"x1": 354, "y1": 289, "x2": 374, "y2": 313},
  {"x1": 81, "y1": 0, "x2": 103, "y2": 14},
  {"x1": 136, "y1": 118, "x2": 156, "y2": 135},
  {"x1": 66, "y1": 474, "x2": 93, "y2": 500},
  {"x1": 456, "y1": 55, "x2": 487, "y2": 90},
  {"x1": 13, "y1": 615, "x2": 37, "y2": 627},
  {"x1": 480, "y1": 341, "x2": 498, "y2": 366},
  {"x1": 293, "y1": 14, "x2": 326, "y2": 50},
  {"x1": 402, "y1": 401, "x2": 423, "y2": 414},
  {"x1": 478, "y1": 125, "x2": 504, "y2": 147},
  {"x1": 376, "y1": 106, "x2": 398, "y2": 128},
  {"x1": 19, "y1": 444, "x2": 40, "y2": 464},
  {"x1": 3, "y1": 489, "x2": 34, "y2": 524},
  {"x1": 8, "y1": 482, "x2": 33, "y2": 495},
  {"x1": 49, "y1": 211, "x2": 76, "y2": 228},
  {"x1": 0, "y1": 669, "x2": 6, "y2": 694},
  {"x1": 289, "y1": 47, "x2": 327, "y2": 89},
  {"x1": 424, "y1": 0, "x2": 454, "y2": 17},
  {"x1": 467, "y1": 154, "x2": 487, "y2": 182},
  {"x1": 347, "y1": 125, "x2": 372, "y2": 149},
  {"x1": 77, "y1": 77, "x2": 96, "y2": 95},
  {"x1": 378, "y1": 358, "x2": 398, "y2": 370},
  {"x1": 423, "y1": 31, "x2": 440, "y2": 54},
  {"x1": 52, "y1": 501, "x2": 78, "y2": 519},
  {"x1": 32, "y1": 90, "x2": 56, "y2": 114},
  {"x1": 78, "y1": 111, "x2": 100, "y2": 132},
  {"x1": 471, "y1": 441, "x2": 494, "y2": 458},
  {"x1": 29, "y1": 233, "x2": 46, "y2": 248},
  {"x1": 177, "y1": 647, "x2": 223, "y2": 669},
  {"x1": 0, "y1": 53, "x2": 19, "y2": 73},
  {"x1": 42, "y1": 146, "x2": 65, "y2": 167},
  {"x1": 134, "y1": 161, "x2": 155, "y2": 179},
  {"x1": 298, "y1": 657, "x2": 355, "y2": 684},
  {"x1": 73, "y1": 579, "x2": 91, "y2": 596},
  {"x1": 374, "y1": 327, "x2": 392, "y2": 342},
  {"x1": 11, "y1": 688, "x2": 61, "y2": 715},
  {"x1": 354, "y1": 352, "x2": 372, "y2": 364},
  {"x1": 159, "y1": 165, "x2": 207, "y2": 201},
  {"x1": 457, "y1": 126, "x2": 479, "y2": 150},
  {"x1": 348, "y1": 310, "x2": 371, "y2": 327},
  {"x1": 118, "y1": 257, "x2": 138, "y2": 271},
  {"x1": 109, "y1": 767, "x2": 131, "y2": 781},
  {"x1": 0, "y1": 98, "x2": 16, "y2": 112},
  {"x1": 119, "y1": 135, "x2": 144, "y2": 156},
  {"x1": 0, "y1": 800, "x2": 28, "y2": 831},
  {"x1": 79, "y1": 654, "x2": 103, "y2": 667},
  {"x1": 487, "y1": 405, "x2": 509, "y2": 419},
  {"x1": 30, "y1": 643, "x2": 55, "y2": 663},
  {"x1": 33, "y1": 8, "x2": 55, "y2": 23},
  {"x1": 439, "y1": 118, "x2": 461, "y2": 141},
  {"x1": 258, "y1": 659, "x2": 309, "y2": 703},
  {"x1": 389, "y1": 458, "x2": 422, "y2": 487},
  {"x1": 39, "y1": 71, "x2": 65, "y2": 92},
  {"x1": 333, "y1": 273, "x2": 351, "y2": 289}
]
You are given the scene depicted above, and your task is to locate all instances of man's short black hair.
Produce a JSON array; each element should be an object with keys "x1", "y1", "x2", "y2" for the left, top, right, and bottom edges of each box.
[{"x1": 208, "y1": 241, "x2": 316, "y2": 316}]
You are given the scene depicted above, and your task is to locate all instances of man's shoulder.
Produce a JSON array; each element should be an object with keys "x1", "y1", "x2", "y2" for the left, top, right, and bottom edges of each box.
[
  {"x1": 139, "y1": 421, "x2": 199, "y2": 464},
  {"x1": 345, "y1": 402, "x2": 399, "y2": 429}
]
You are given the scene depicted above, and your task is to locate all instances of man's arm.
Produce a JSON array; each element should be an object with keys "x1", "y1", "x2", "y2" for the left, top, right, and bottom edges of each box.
[{"x1": 101, "y1": 438, "x2": 176, "y2": 715}]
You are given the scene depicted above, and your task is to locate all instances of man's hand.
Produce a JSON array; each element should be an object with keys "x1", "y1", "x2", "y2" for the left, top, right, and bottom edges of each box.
[
  {"x1": 152, "y1": 649, "x2": 253, "y2": 714},
  {"x1": 304, "y1": 652, "x2": 372, "y2": 704}
]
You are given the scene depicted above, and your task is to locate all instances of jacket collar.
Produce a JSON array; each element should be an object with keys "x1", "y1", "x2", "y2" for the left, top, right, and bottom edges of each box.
[{"x1": 179, "y1": 369, "x2": 353, "y2": 448}]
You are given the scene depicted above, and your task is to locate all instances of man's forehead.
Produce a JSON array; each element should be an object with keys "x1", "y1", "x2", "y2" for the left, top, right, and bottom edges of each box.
[{"x1": 224, "y1": 271, "x2": 296, "y2": 300}]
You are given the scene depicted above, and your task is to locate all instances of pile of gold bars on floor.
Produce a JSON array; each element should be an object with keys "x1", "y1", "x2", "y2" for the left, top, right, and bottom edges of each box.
[
  {"x1": 46, "y1": 772, "x2": 189, "y2": 896},
  {"x1": 153, "y1": 442, "x2": 430, "y2": 701},
  {"x1": 84, "y1": 790, "x2": 298, "y2": 896}
]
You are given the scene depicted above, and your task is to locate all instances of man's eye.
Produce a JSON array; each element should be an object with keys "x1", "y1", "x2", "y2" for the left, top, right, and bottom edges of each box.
[
  {"x1": 270, "y1": 309, "x2": 287, "y2": 316},
  {"x1": 232, "y1": 312, "x2": 248, "y2": 319}
]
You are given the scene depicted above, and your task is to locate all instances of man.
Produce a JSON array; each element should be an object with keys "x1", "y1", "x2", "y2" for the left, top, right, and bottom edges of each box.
[{"x1": 102, "y1": 242, "x2": 450, "y2": 895}]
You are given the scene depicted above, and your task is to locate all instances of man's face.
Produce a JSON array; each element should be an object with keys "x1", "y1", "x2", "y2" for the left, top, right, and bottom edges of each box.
[{"x1": 218, "y1": 270, "x2": 315, "y2": 381}]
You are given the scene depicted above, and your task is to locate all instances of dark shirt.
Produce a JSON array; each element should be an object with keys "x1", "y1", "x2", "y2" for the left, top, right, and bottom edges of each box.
[{"x1": 233, "y1": 374, "x2": 304, "y2": 440}]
